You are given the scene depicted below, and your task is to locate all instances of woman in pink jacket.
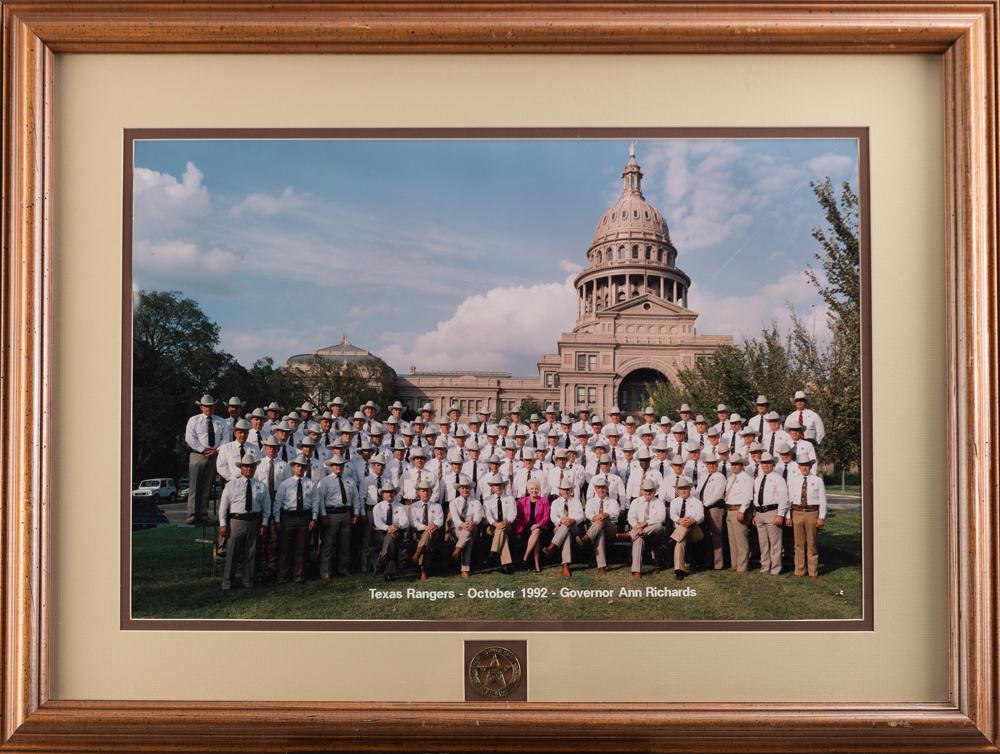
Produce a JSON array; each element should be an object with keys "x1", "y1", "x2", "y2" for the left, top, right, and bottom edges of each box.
[{"x1": 515, "y1": 479, "x2": 551, "y2": 573}]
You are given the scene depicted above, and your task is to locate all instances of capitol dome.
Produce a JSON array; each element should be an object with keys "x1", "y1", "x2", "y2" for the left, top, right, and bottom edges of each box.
[{"x1": 574, "y1": 144, "x2": 689, "y2": 318}]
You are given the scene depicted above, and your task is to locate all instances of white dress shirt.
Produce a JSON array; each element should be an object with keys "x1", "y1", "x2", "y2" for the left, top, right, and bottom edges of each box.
[
  {"x1": 696, "y1": 471, "x2": 727, "y2": 508},
  {"x1": 787, "y1": 473, "x2": 829, "y2": 519},
  {"x1": 185, "y1": 413, "x2": 228, "y2": 453},
  {"x1": 317, "y1": 472, "x2": 360, "y2": 515},
  {"x1": 215, "y1": 439, "x2": 252, "y2": 481},
  {"x1": 746, "y1": 471, "x2": 790, "y2": 516},
  {"x1": 449, "y1": 496, "x2": 483, "y2": 528},
  {"x1": 585, "y1": 494, "x2": 621, "y2": 521},
  {"x1": 668, "y1": 495, "x2": 705, "y2": 525},
  {"x1": 219, "y1": 476, "x2": 271, "y2": 527},
  {"x1": 724, "y1": 472, "x2": 754, "y2": 509},
  {"x1": 409, "y1": 500, "x2": 445, "y2": 530},
  {"x1": 373, "y1": 500, "x2": 408, "y2": 530},
  {"x1": 628, "y1": 497, "x2": 667, "y2": 527},
  {"x1": 481, "y1": 494, "x2": 518, "y2": 525},
  {"x1": 272, "y1": 475, "x2": 320, "y2": 522},
  {"x1": 784, "y1": 408, "x2": 826, "y2": 444},
  {"x1": 549, "y1": 496, "x2": 585, "y2": 526}
]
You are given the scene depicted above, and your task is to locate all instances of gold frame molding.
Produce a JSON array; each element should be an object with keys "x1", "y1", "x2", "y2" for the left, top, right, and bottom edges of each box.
[{"x1": 1, "y1": 2, "x2": 997, "y2": 751}]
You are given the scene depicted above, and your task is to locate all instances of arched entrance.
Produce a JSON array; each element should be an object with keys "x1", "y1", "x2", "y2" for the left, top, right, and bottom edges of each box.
[{"x1": 617, "y1": 368, "x2": 669, "y2": 414}]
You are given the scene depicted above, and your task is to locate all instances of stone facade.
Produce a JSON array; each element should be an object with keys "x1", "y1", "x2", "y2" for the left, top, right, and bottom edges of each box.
[{"x1": 288, "y1": 146, "x2": 731, "y2": 417}]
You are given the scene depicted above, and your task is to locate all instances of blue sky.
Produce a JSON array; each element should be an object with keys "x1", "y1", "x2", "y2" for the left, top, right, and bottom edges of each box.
[{"x1": 132, "y1": 137, "x2": 859, "y2": 376}]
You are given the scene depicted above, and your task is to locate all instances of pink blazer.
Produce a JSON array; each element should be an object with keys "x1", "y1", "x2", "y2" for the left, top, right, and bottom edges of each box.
[{"x1": 514, "y1": 495, "x2": 551, "y2": 535}]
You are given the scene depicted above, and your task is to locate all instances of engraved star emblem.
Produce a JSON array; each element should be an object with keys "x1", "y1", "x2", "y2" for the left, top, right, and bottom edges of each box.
[{"x1": 475, "y1": 651, "x2": 511, "y2": 689}]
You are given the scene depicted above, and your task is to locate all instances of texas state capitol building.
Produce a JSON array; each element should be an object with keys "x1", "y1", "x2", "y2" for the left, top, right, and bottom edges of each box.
[{"x1": 287, "y1": 147, "x2": 732, "y2": 417}]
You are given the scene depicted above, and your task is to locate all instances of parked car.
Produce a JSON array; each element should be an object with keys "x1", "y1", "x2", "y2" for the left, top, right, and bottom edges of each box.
[
  {"x1": 177, "y1": 477, "x2": 190, "y2": 500},
  {"x1": 131, "y1": 478, "x2": 177, "y2": 503}
]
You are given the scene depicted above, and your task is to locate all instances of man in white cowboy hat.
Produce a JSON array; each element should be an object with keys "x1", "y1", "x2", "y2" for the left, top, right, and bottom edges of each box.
[
  {"x1": 441, "y1": 448, "x2": 468, "y2": 505},
  {"x1": 572, "y1": 426, "x2": 595, "y2": 468},
  {"x1": 525, "y1": 413, "x2": 546, "y2": 449},
  {"x1": 296, "y1": 436, "x2": 326, "y2": 482},
  {"x1": 367, "y1": 422, "x2": 387, "y2": 453},
  {"x1": 603, "y1": 426, "x2": 627, "y2": 478},
  {"x1": 359, "y1": 452, "x2": 392, "y2": 564},
  {"x1": 216, "y1": 418, "x2": 254, "y2": 483},
  {"x1": 682, "y1": 440, "x2": 706, "y2": 487},
  {"x1": 222, "y1": 396, "x2": 245, "y2": 442},
  {"x1": 597, "y1": 405, "x2": 618, "y2": 435},
  {"x1": 372, "y1": 480, "x2": 407, "y2": 580},
  {"x1": 544, "y1": 478, "x2": 584, "y2": 576},
  {"x1": 512, "y1": 447, "x2": 547, "y2": 499},
  {"x1": 297, "y1": 401, "x2": 316, "y2": 426},
  {"x1": 360, "y1": 400, "x2": 378, "y2": 434},
  {"x1": 690, "y1": 414, "x2": 710, "y2": 448},
  {"x1": 461, "y1": 441, "x2": 485, "y2": 500},
  {"x1": 272, "y1": 453, "x2": 320, "y2": 584},
  {"x1": 466, "y1": 415, "x2": 486, "y2": 447},
  {"x1": 262, "y1": 401, "x2": 284, "y2": 438},
  {"x1": 667, "y1": 422, "x2": 688, "y2": 456},
  {"x1": 761, "y1": 411, "x2": 792, "y2": 457},
  {"x1": 626, "y1": 446, "x2": 663, "y2": 500},
  {"x1": 711, "y1": 403, "x2": 731, "y2": 434},
  {"x1": 786, "y1": 453, "x2": 828, "y2": 578},
  {"x1": 254, "y1": 434, "x2": 291, "y2": 578},
  {"x1": 481, "y1": 473, "x2": 517, "y2": 574},
  {"x1": 747, "y1": 395, "x2": 771, "y2": 436},
  {"x1": 184, "y1": 393, "x2": 229, "y2": 526},
  {"x1": 571, "y1": 406, "x2": 592, "y2": 437},
  {"x1": 327, "y1": 396, "x2": 349, "y2": 432},
  {"x1": 581, "y1": 474, "x2": 620, "y2": 573},
  {"x1": 697, "y1": 451, "x2": 728, "y2": 570},
  {"x1": 785, "y1": 422, "x2": 819, "y2": 469},
  {"x1": 508, "y1": 406, "x2": 529, "y2": 437},
  {"x1": 317, "y1": 454, "x2": 358, "y2": 579},
  {"x1": 538, "y1": 404, "x2": 559, "y2": 436},
  {"x1": 669, "y1": 477, "x2": 704, "y2": 581},
  {"x1": 658, "y1": 453, "x2": 687, "y2": 503},
  {"x1": 724, "y1": 413, "x2": 745, "y2": 452},
  {"x1": 409, "y1": 478, "x2": 445, "y2": 580},
  {"x1": 449, "y1": 476, "x2": 483, "y2": 578},
  {"x1": 247, "y1": 407, "x2": 268, "y2": 451},
  {"x1": 477, "y1": 406, "x2": 495, "y2": 435},
  {"x1": 742, "y1": 452, "x2": 789, "y2": 575},
  {"x1": 401, "y1": 447, "x2": 442, "y2": 505},
  {"x1": 386, "y1": 438, "x2": 409, "y2": 487},
  {"x1": 387, "y1": 399, "x2": 409, "y2": 432},
  {"x1": 724, "y1": 455, "x2": 754, "y2": 572},
  {"x1": 544, "y1": 448, "x2": 576, "y2": 499},
  {"x1": 676, "y1": 403, "x2": 696, "y2": 436},
  {"x1": 628, "y1": 477, "x2": 668, "y2": 578},
  {"x1": 784, "y1": 390, "x2": 826, "y2": 444},
  {"x1": 218, "y1": 453, "x2": 270, "y2": 590}
]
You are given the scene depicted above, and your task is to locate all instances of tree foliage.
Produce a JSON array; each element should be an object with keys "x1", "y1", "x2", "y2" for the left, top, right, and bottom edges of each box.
[
  {"x1": 646, "y1": 177, "x2": 861, "y2": 473},
  {"x1": 297, "y1": 356, "x2": 396, "y2": 414}
]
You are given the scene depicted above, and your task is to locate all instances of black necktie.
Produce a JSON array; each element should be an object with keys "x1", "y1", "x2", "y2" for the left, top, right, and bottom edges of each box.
[
  {"x1": 244, "y1": 478, "x2": 253, "y2": 513},
  {"x1": 206, "y1": 416, "x2": 215, "y2": 447},
  {"x1": 377, "y1": 476, "x2": 383, "y2": 495},
  {"x1": 455, "y1": 472, "x2": 460, "y2": 488},
  {"x1": 296, "y1": 478, "x2": 303, "y2": 512},
  {"x1": 423, "y1": 502, "x2": 429, "y2": 524},
  {"x1": 338, "y1": 476, "x2": 347, "y2": 508},
  {"x1": 494, "y1": 496, "x2": 501, "y2": 521},
  {"x1": 757, "y1": 475, "x2": 767, "y2": 507},
  {"x1": 281, "y1": 445, "x2": 288, "y2": 462},
  {"x1": 267, "y1": 462, "x2": 276, "y2": 501},
  {"x1": 680, "y1": 499, "x2": 687, "y2": 518},
  {"x1": 385, "y1": 503, "x2": 393, "y2": 527},
  {"x1": 256, "y1": 435, "x2": 262, "y2": 450},
  {"x1": 364, "y1": 461, "x2": 369, "y2": 476},
  {"x1": 472, "y1": 464, "x2": 478, "y2": 488},
  {"x1": 659, "y1": 461, "x2": 665, "y2": 475},
  {"x1": 238, "y1": 443, "x2": 245, "y2": 458}
]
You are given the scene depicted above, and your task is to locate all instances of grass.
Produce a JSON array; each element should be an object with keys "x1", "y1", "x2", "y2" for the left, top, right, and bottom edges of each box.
[{"x1": 131, "y1": 511, "x2": 863, "y2": 621}]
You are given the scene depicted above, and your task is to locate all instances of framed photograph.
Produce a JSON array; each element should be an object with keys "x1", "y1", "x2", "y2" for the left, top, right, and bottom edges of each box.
[{"x1": 2, "y1": 2, "x2": 996, "y2": 752}]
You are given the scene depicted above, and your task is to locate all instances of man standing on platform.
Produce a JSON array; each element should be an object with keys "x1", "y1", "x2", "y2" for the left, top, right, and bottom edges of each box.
[{"x1": 184, "y1": 394, "x2": 228, "y2": 526}]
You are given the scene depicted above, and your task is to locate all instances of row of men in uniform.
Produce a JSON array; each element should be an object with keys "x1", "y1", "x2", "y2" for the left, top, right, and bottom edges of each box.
[{"x1": 216, "y1": 438, "x2": 829, "y2": 589}]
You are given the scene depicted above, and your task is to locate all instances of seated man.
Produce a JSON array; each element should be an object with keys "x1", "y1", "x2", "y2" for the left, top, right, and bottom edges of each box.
[
  {"x1": 626, "y1": 477, "x2": 667, "y2": 578},
  {"x1": 543, "y1": 478, "x2": 585, "y2": 577},
  {"x1": 580, "y1": 474, "x2": 620, "y2": 573},
  {"x1": 409, "y1": 478, "x2": 445, "y2": 581},
  {"x1": 372, "y1": 481, "x2": 407, "y2": 581},
  {"x1": 481, "y1": 473, "x2": 517, "y2": 574},
  {"x1": 669, "y1": 477, "x2": 704, "y2": 581},
  {"x1": 449, "y1": 476, "x2": 483, "y2": 579}
]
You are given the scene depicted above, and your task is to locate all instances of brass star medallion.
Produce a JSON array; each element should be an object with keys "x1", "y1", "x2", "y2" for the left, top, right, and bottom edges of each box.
[{"x1": 468, "y1": 646, "x2": 522, "y2": 699}]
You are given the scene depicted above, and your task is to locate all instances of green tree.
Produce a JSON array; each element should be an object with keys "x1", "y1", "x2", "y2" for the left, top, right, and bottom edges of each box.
[
  {"x1": 298, "y1": 357, "x2": 395, "y2": 413},
  {"x1": 516, "y1": 396, "x2": 546, "y2": 418},
  {"x1": 132, "y1": 290, "x2": 231, "y2": 478}
]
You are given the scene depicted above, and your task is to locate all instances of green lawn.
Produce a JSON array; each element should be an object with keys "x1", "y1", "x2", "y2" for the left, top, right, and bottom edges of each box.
[{"x1": 131, "y1": 511, "x2": 863, "y2": 621}]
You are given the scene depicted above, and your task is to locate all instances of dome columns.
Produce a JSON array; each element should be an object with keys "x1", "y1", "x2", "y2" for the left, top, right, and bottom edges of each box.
[{"x1": 577, "y1": 269, "x2": 689, "y2": 316}]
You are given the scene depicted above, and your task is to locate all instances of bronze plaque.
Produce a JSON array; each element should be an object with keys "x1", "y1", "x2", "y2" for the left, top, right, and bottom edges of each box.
[{"x1": 464, "y1": 640, "x2": 527, "y2": 701}]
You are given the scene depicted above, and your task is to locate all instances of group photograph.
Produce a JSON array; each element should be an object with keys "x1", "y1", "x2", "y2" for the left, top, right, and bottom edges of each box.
[{"x1": 126, "y1": 134, "x2": 866, "y2": 623}]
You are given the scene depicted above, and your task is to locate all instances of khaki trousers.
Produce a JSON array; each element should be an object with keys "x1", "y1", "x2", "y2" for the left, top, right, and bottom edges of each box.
[
  {"x1": 278, "y1": 512, "x2": 309, "y2": 582},
  {"x1": 754, "y1": 509, "x2": 784, "y2": 575},
  {"x1": 489, "y1": 526, "x2": 513, "y2": 565},
  {"x1": 702, "y1": 506, "x2": 726, "y2": 570},
  {"x1": 550, "y1": 523, "x2": 578, "y2": 564},
  {"x1": 586, "y1": 518, "x2": 618, "y2": 568},
  {"x1": 791, "y1": 508, "x2": 820, "y2": 576},
  {"x1": 670, "y1": 524, "x2": 700, "y2": 572},
  {"x1": 630, "y1": 523, "x2": 664, "y2": 572},
  {"x1": 320, "y1": 511, "x2": 352, "y2": 578},
  {"x1": 725, "y1": 509, "x2": 750, "y2": 572},
  {"x1": 415, "y1": 528, "x2": 442, "y2": 568},
  {"x1": 454, "y1": 526, "x2": 478, "y2": 571},
  {"x1": 188, "y1": 452, "x2": 214, "y2": 520},
  {"x1": 222, "y1": 518, "x2": 258, "y2": 589}
]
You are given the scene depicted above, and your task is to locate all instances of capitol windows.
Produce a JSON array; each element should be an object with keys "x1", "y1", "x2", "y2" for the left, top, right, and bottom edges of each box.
[
  {"x1": 631, "y1": 244, "x2": 639, "y2": 259},
  {"x1": 645, "y1": 245, "x2": 652, "y2": 260},
  {"x1": 588, "y1": 387, "x2": 597, "y2": 403},
  {"x1": 575, "y1": 386, "x2": 586, "y2": 404},
  {"x1": 544, "y1": 372, "x2": 558, "y2": 388},
  {"x1": 618, "y1": 245, "x2": 625, "y2": 260},
  {"x1": 605, "y1": 247, "x2": 612, "y2": 262},
  {"x1": 576, "y1": 353, "x2": 598, "y2": 371}
]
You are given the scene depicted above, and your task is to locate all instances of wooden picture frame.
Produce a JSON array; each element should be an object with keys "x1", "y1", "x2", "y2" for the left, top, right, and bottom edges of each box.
[{"x1": 2, "y1": 2, "x2": 996, "y2": 751}]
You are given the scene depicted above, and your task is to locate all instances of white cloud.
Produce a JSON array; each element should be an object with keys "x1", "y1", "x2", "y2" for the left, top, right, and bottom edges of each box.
[
  {"x1": 379, "y1": 274, "x2": 579, "y2": 375},
  {"x1": 133, "y1": 161, "x2": 210, "y2": 237},
  {"x1": 134, "y1": 239, "x2": 240, "y2": 292},
  {"x1": 805, "y1": 153, "x2": 855, "y2": 178},
  {"x1": 559, "y1": 259, "x2": 583, "y2": 274},
  {"x1": 231, "y1": 186, "x2": 309, "y2": 217},
  {"x1": 689, "y1": 270, "x2": 829, "y2": 343}
]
